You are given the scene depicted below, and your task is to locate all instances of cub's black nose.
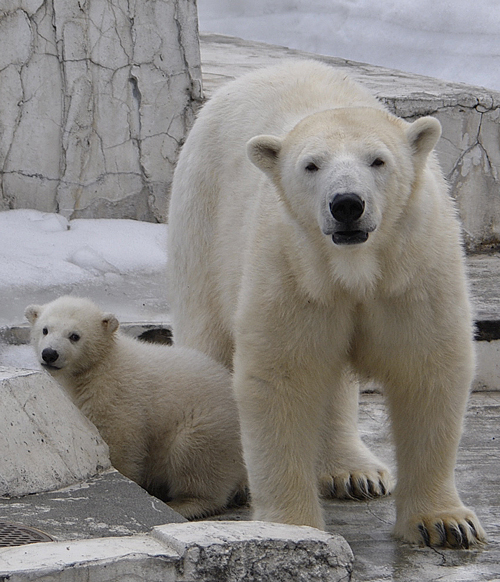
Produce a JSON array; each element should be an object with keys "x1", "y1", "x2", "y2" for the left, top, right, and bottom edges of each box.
[
  {"x1": 42, "y1": 347, "x2": 59, "y2": 364},
  {"x1": 330, "y1": 193, "x2": 365, "y2": 223}
]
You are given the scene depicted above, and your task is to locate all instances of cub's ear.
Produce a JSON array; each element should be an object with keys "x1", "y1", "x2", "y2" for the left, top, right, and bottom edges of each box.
[
  {"x1": 247, "y1": 135, "x2": 283, "y2": 176},
  {"x1": 102, "y1": 314, "x2": 119, "y2": 335},
  {"x1": 25, "y1": 305, "x2": 42, "y2": 325},
  {"x1": 406, "y1": 116, "x2": 441, "y2": 163}
]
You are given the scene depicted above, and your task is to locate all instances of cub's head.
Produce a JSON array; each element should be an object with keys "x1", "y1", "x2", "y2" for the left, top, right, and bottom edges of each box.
[
  {"x1": 25, "y1": 296, "x2": 119, "y2": 378},
  {"x1": 247, "y1": 107, "x2": 441, "y2": 247}
]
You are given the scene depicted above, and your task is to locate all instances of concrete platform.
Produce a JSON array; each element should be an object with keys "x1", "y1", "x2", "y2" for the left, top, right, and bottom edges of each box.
[
  {"x1": 1, "y1": 392, "x2": 498, "y2": 581},
  {"x1": 0, "y1": 469, "x2": 185, "y2": 542}
]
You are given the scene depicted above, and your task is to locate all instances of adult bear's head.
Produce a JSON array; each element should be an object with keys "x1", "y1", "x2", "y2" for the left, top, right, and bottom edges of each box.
[{"x1": 247, "y1": 107, "x2": 441, "y2": 248}]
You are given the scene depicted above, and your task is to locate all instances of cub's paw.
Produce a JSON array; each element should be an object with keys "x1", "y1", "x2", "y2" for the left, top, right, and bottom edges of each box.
[
  {"x1": 398, "y1": 509, "x2": 487, "y2": 549},
  {"x1": 318, "y1": 468, "x2": 394, "y2": 500}
]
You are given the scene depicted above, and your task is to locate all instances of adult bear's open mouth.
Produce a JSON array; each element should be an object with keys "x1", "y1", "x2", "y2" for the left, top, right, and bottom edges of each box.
[
  {"x1": 332, "y1": 230, "x2": 369, "y2": 245},
  {"x1": 41, "y1": 362, "x2": 62, "y2": 371}
]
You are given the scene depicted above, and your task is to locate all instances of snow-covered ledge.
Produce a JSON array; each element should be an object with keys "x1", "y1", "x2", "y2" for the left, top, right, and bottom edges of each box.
[{"x1": 0, "y1": 0, "x2": 201, "y2": 222}]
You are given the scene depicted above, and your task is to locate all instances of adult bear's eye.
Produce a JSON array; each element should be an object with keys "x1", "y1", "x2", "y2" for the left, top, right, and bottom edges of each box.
[
  {"x1": 371, "y1": 157, "x2": 385, "y2": 167},
  {"x1": 69, "y1": 333, "x2": 80, "y2": 342},
  {"x1": 42, "y1": 327, "x2": 48, "y2": 335},
  {"x1": 305, "y1": 162, "x2": 319, "y2": 173}
]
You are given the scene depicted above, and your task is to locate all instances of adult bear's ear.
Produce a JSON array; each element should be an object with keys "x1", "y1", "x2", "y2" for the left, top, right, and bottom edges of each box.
[
  {"x1": 102, "y1": 314, "x2": 119, "y2": 335},
  {"x1": 25, "y1": 305, "x2": 42, "y2": 325},
  {"x1": 247, "y1": 135, "x2": 283, "y2": 176},
  {"x1": 406, "y1": 116, "x2": 441, "y2": 164}
]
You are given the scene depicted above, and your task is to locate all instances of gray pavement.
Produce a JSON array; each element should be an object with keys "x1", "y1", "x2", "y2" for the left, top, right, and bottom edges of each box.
[{"x1": 0, "y1": 469, "x2": 185, "y2": 541}]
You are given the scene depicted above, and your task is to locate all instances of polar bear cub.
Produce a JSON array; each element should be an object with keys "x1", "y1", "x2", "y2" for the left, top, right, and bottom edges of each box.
[
  {"x1": 167, "y1": 59, "x2": 486, "y2": 547},
  {"x1": 25, "y1": 296, "x2": 247, "y2": 519}
]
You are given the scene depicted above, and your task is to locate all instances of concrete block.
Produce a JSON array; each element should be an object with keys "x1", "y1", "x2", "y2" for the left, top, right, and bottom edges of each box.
[
  {"x1": 0, "y1": 367, "x2": 110, "y2": 497},
  {"x1": 0, "y1": 521, "x2": 353, "y2": 582},
  {"x1": 0, "y1": 535, "x2": 179, "y2": 582},
  {"x1": 0, "y1": 0, "x2": 202, "y2": 221},
  {"x1": 154, "y1": 521, "x2": 354, "y2": 581}
]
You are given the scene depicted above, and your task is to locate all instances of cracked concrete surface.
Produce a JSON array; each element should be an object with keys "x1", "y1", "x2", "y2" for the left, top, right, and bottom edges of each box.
[{"x1": 0, "y1": 0, "x2": 202, "y2": 221}]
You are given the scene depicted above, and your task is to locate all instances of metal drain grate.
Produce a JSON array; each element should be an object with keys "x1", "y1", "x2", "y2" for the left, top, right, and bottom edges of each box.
[{"x1": 0, "y1": 521, "x2": 53, "y2": 547}]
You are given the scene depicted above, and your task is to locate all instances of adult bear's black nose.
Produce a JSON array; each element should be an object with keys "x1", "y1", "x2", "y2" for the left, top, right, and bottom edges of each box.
[
  {"x1": 330, "y1": 193, "x2": 365, "y2": 223},
  {"x1": 42, "y1": 347, "x2": 59, "y2": 364}
]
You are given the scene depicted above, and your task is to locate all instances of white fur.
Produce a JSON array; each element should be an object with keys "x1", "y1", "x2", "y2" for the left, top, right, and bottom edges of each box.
[
  {"x1": 25, "y1": 296, "x2": 247, "y2": 520},
  {"x1": 167, "y1": 60, "x2": 485, "y2": 547}
]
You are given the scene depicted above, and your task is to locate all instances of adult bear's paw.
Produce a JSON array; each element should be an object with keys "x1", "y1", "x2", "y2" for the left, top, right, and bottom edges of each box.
[
  {"x1": 397, "y1": 508, "x2": 487, "y2": 548},
  {"x1": 318, "y1": 467, "x2": 394, "y2": 500}
]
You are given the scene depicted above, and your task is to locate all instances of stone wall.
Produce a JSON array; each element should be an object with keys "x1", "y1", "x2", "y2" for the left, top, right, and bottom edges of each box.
[
  {"x1": 0, "y1": 0, "x2": 202, "y2": 222},
  {"x1": 384, "y1": 91, "x2": 500, "y2": 252}
]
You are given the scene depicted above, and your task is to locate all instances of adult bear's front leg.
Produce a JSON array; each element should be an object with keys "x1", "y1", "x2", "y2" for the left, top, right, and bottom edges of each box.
[
  {"x1": 382, "y1": 334, "x2": 486, "y2": 548},
  {"x1": 233, "y1": 350, "x2": 329, "y2": 529}
]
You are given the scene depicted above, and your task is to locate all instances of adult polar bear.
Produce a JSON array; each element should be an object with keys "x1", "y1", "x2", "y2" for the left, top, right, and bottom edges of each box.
[{"x1": 167, "y1": 60, "x2": 485, "y2": 547}]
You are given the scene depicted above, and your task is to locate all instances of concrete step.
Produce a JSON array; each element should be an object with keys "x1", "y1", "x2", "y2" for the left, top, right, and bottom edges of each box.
[{"x1": 0, "y1": 520, "x2": 353, "y2": 582}]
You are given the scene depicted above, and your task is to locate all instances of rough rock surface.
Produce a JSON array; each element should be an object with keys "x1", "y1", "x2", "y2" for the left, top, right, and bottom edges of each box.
[
  {"x1": 0, "y1": 367, "x2": 110, "y2": 497},
  {"x1": 0, "y1": 0, "x2": 202, "y2": 221},
  {"x1": 0, "y1": 521, "x2": 354, "y2": 581}
]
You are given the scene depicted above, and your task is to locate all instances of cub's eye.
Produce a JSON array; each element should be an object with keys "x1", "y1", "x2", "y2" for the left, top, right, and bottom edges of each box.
[
  {"x1": 371, "y1": 157, "x2": 385, "y2": 168},
  {"x1": 69, "y1": 333, "x2": 80, "y2": 343},
  {"x1": 304, "y1": 162, "x2": 319, "y2": 173},
  {"x1": 42, "y1": 327, "x2": 48, "y2": 336}
]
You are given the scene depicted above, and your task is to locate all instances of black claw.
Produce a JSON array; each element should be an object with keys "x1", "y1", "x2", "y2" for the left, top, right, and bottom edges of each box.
[
  {"x1": 345, "y1": 477, "x2": 354, "y2": 498},
  {"x1": 459, "y1": 524, "x2": 470, "y2": 549},
  {"x1": 449, "y1": 524, "x2": 464, "y2": 548},
  {"x1": 435, "y1": 521, "x2": 447, "y2": 547},
  {"x1": 367, "y1": 479, "x2": 377, "y2": 497},
  {"x1": 466, "y1": 519, "x2": 478, "y2": 540},
  {"x1": 356, "y1": 479, "x2": 369, "y2": 499},
  {"x1": 379, "y1": 480, "x2": 387, "y2": 496},
  {"x1": 418, "y1": 524, "x2": 432, "y2": 547}
]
